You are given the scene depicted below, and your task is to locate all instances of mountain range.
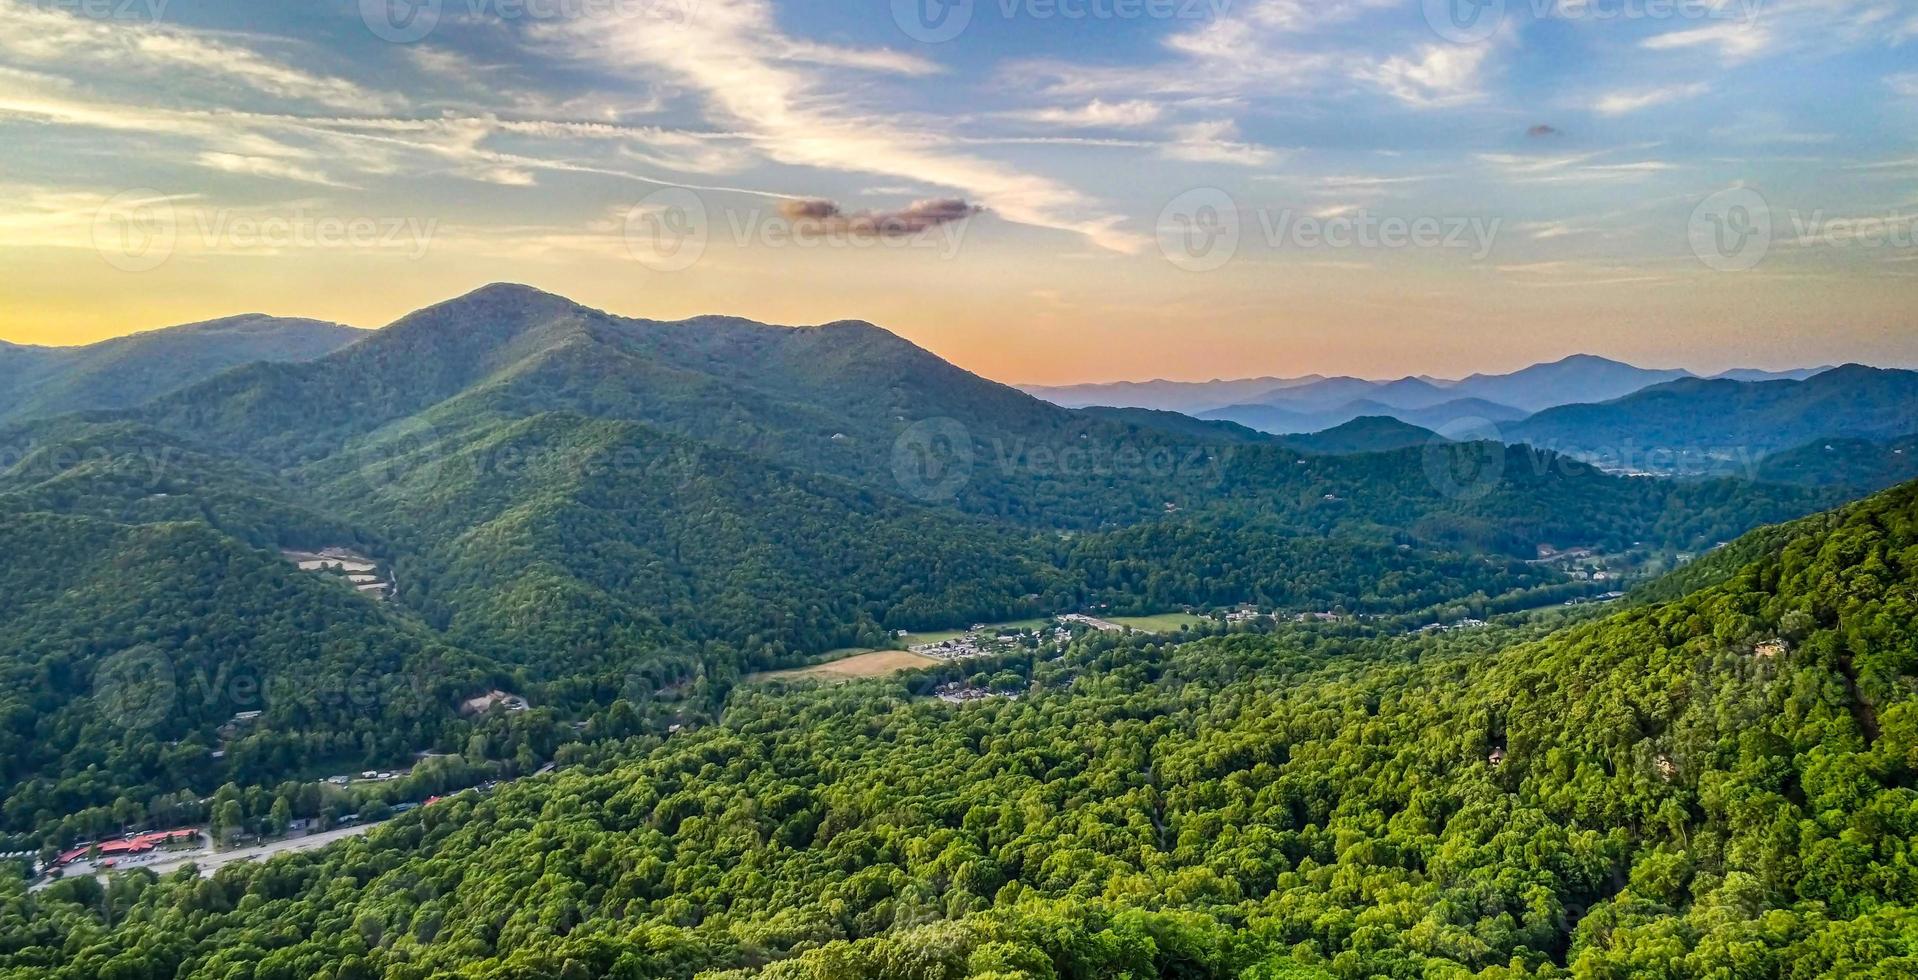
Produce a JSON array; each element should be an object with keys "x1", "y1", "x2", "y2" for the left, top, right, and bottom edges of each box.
[
  {"x1": 1505, "y1": 365, "x2": 1918, "y2": 473},
  {"x1": 1029, "y1": 355, "x2": 1835, "y2": 434},
  {"x1": 0, "y1": 284, "x2": 1857, "y2": 848}
]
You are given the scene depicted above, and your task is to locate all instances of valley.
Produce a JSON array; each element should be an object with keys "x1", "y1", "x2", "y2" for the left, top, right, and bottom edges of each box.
[
  {"x1": 8, "y1": 2, "x2": 1913, "y2": 974},
  {"x1": 0, "y1": 286, "x2": 1912, "y2": 979}
]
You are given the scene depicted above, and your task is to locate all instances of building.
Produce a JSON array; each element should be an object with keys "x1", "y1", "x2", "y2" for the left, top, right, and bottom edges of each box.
[{"x1": 54, "y1": 829, "x2": 201, "y2": 868}]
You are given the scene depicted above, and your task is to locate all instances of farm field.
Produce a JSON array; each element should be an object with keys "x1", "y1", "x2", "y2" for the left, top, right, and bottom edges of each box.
[
  {"x1": 896, "y1": 617, "x2": 1054, "y2": 649},
  {"x1": 1109, "y1": 613, "x2": 1209, "y2": 633},
  {"x1": 748, "y1": 650, "x2": 939, "y2": 684}
]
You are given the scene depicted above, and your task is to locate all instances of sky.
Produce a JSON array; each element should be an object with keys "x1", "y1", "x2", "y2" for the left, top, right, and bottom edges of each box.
[{"x1": 0, "y1": 0, "x2": 1914, "y2": 384}]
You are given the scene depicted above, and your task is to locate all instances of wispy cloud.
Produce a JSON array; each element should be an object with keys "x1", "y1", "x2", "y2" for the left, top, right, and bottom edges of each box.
[
  {"x1": 549, "y1": 0, "x2": 1142, "y2": 252},
  {"x1": 0, "y1": 0, "x2": 399, "y2": 112},
  {"x1": 1592, "y1": 82, "x2": 1711, "y2": 116},
  {"x1": 1640, "y1": 22, "x2": 1772, "y2": 62},
  {"x1": 1160, "y1": 120, "x2": 1280, "y2": 167},
  {"x1": 1007, "y1": 100, "x2": 1164, "y2": 129}
]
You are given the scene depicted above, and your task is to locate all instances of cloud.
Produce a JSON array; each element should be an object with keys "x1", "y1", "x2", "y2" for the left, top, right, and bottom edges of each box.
[
  {"x1": 1361, "y1": 45, "x2": 1492, "y2": 108},
  {"x1": 1160, "y1": 120, "x2": 1280, "y2": 167},
  {"x1": 0, "y1": 0, "x2": 398, "y2": 112},
  {"x1": 1592, "y1": 82, "x2": 1710, "y2": 116},
  {"x1": 1479, "y1": 149, "x2": 1676, "y2": 184},
  {"x1": 549, "y1": 0, "x2": 1143, "y2": 252},
  {"x1": 1008, "y1": 100, "x2": 1164, "y2": 129},
  {"x1": 195, "y1": 152, "x2": 350, "y2": 188},
  {"x1": 775, "y1": 198, "x2": 982, "y2": 236},
  {"x1": 1640, "y1": 23, "x2": 1771, "y2": 62},
  {"x1": 1890, "y1": 73, "x2": 1918, "y2": 98}
]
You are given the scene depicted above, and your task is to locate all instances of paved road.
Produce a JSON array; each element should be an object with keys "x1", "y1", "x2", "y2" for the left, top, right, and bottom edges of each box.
[{"x1": 32, "y1": 822, "x2": 378, "y2": 891}]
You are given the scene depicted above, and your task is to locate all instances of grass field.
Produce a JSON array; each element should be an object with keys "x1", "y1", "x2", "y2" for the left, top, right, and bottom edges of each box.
[
  {"x1": 895, "y1": 617, "x2": 1054, "y2": 649},
  {"x1": 1108, "y1": 613, "x2": 1209, "y2": 633},
  {"x1": 749, "y1": 650, "x2": 940, "y2": 684}
]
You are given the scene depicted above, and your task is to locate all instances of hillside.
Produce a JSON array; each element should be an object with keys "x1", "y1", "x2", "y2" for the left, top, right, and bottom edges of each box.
[
  {"x1": 1754, "y1": 434, "x2": 1918, "y2": 492},
  {"x1": 1280, "y1": 415, "x2": 1446, "y2": 455},
  {"x1": 13, "y1": 477, "x2": 1917, "y2": 978},
  {"x1": 0, "y1": 315, "x2": 362, "y2": 426},
  {"x1": 1507, "y1": 366, "x2": 1918, "y2": 472},
  {"x1": 0, "y1": 286, "x2": 1851, "y2": 847},
  {"x1": 0, "y1": 513, "x2": 487, "y2": 832}
]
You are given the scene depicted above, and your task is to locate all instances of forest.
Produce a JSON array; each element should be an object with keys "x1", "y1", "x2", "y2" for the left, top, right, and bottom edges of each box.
[{"x1": 5, "y1": 475, "x2": 1914, "y2": 979}]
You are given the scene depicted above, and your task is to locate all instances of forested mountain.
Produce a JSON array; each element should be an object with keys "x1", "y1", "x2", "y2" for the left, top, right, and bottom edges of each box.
[
  {"x1": 1507, "y1": 366, "x2": 1918, "y2": 471},
  {"x1": 0, "y1": 512, "x2": 485, "y2": 832},
  {"x1": 0, "y1": 315, "x2": 362, "y2": 426},
  {"x1": 1754, "y1": 434, "x2": 1918, "y2": 493},
  {"x1": 0, "y1": 285, "x2": 1853, "y2": 846},
  {"x1": 1279, "y1": 416, "x2": 1445, "y2": 455},
  {"x1": 10, "y1": 475, "x2": 1916, "y2": 979}
]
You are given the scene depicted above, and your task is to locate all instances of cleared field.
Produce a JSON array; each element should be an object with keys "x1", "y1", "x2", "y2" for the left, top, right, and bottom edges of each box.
[
  {"x1": 1109, "y1": 613, "x2": 1208, "y2": 633},
  {"x1": 750, "y1": 650, "x2": 939, "y2": 684},
  {"x1": 897, "y1": 617, "x2": 1053, "y2": 649}
]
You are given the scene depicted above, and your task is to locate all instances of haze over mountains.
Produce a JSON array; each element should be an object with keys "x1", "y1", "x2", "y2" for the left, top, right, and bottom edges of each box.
[{"x1": 1026, "y1": 355, "x2": 1837, "y2": 435}]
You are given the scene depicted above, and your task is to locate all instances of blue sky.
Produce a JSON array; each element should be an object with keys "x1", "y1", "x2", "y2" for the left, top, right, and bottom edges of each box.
[{"x1": 1, "y1": 0, "x2": 1914, "y2": 382}]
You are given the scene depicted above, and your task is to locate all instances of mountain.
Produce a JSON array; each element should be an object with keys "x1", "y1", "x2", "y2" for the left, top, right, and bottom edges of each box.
[
  {"x1": 1196, "y1": 401, "x2": 1346, "y2": 434},
  {"x1": 1390, "y1": 397, "x2": 1533, "y2": 430},
  {"x1": 1507, "y1": 365, "x2": 1918, "y2": 474},
  {"x1": 1443, "y1": 354, "x2": 1691, "y2": 413},
  {"x1": 1711, "y1": 366, "x2": 1834, "y2": 383},
  {"x1": 0, "y1": 284, "x2": 1847, "y2": 845},
  {"x1": 1279, "y1": 416, "x2": 1446, "y2": 455},
  {"x1": 1027, "y1": 356, "x2": 1843, "y2": 424},
  {"x1": 1201, "y1": 395, "x2": 1528, "y2": 436},
  {"x1": 1076, "y1": 406, "x2": 1280, "y2": 444},
  {"x1": 16, "y1": 475, "x2": 1918, "y2": 979},
  {"x1": 1754, "y1": 433, "x2": 1918, "y2": 492},
  {"x1": 1019, "y1": 375, "x2": 1323, "y2": 412},
  {"x1": 0, "y1": 315, "x2": 363, "y2": 426}
]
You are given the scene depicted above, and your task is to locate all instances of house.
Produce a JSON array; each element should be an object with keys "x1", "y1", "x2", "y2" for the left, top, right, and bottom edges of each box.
[{"x1": 459, "y1": 690, "x2": 531, "y2": 716}]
